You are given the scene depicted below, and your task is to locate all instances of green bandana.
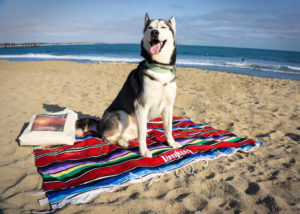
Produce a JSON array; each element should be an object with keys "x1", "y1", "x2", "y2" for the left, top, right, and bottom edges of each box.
[{"x1": 147, "y1": 63, "x2": 177, "y2": 76}]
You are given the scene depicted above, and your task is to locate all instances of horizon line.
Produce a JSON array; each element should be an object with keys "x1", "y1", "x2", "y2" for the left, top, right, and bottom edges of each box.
[{"x1": 0, "y1": 42, "x2": 299, "y2": 53}]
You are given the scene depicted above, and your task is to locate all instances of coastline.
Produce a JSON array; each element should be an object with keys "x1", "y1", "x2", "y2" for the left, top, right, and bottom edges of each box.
[
  {"x1": 1, "y1": 43, "x2": 300, "y2": 81},
  {"x1": 0, "y1": 60, "x2": 299, "y2": 213},
  {"x1": 0, "y1": 42, "x2": 101, "y2": 48}
]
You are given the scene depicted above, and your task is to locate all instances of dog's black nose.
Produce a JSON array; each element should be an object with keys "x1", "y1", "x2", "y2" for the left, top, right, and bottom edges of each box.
[{"x1": 151, "y1": 30, "x2": 159, "y2": 37}]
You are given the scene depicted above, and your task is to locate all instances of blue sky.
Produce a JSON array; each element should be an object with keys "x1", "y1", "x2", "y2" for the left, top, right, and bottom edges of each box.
[{"x1": 0, "y1": 0, "x2": 299, "y2": 51}]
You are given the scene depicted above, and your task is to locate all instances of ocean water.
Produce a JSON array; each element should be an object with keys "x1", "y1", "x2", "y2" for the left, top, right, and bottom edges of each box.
[{"x1": 0, "y1": 44, "x2": 300, "y2": 80}]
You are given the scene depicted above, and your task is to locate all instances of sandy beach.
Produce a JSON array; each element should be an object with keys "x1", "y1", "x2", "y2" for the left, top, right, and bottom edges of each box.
[{"x1": 0, "y1": 60, "x2": 299, "y2": 213}]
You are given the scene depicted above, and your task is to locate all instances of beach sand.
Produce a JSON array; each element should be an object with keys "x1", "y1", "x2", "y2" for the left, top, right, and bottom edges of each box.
[{"x1": 0, "y1": 60, "x2": 299, "y2": 213}]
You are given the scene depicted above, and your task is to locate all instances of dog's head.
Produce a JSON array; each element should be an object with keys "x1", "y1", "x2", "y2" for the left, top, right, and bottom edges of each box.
[{"x1": 141, "y1": 13, "x2": 177, "y2": 66}]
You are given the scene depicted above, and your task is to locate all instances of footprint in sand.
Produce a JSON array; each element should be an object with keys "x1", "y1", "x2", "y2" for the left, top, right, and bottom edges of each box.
[
  {"x1": 205, "y1": 172, "x2": 215, "y2": 179},
  {"x1": 129, "y1": 192, "x2": 141, "y2": 199},
  {"x1": 256, "y1": 196, "x2": 281, "y2": 214},
  {"x1": 175, "y1": 193, "x2": 208, "y2": 212},
  {"x1": 245, "y1": 182, "x2": 260, "y2": 195},
  {"x1": 268, "y1": 170, "x2": 280, "y2": 181},
  {"x1": 285, "y1": 133, "x2": 300, "y2": 141},
  {"x1": 225, "y1": 176, "x2": 234, "y2": 181},
  {"x1": 282, "y1": 158, "x2": 296, "y2": 168},
  {"x1": 248, "y1": 165, "x2": 255, "y2": 172}
]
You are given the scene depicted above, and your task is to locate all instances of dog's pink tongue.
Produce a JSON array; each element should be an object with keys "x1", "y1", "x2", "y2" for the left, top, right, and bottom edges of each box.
[{"x1": 150, "y1": 43, "x2": 161, "y2": 55}]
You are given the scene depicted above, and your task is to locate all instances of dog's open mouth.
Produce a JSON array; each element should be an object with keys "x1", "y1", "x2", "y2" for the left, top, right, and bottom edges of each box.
[{"x1": 149, "y1": 39, "x2": 166, "y2": 55}]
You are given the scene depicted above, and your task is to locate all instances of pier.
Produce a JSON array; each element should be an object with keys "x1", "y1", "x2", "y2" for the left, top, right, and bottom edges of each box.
[{"x1": 0, "y1": 43, "x2": 41, "y2": 48}]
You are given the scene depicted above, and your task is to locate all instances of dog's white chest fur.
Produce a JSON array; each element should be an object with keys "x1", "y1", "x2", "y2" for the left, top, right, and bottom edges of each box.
[{"x1": 140, "y1": 69, "x2": 177, "y2": 119}]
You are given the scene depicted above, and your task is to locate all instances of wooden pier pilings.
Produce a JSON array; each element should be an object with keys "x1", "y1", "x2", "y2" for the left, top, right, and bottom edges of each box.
[{"x1": 0, "y1": 43, "x2": 41, "y2": 48}]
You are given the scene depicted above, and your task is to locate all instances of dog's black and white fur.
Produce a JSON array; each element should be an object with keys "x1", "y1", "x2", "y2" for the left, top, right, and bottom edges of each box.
[{"x1": 78, "y1": 13, "x2": 181, "y2": 157}]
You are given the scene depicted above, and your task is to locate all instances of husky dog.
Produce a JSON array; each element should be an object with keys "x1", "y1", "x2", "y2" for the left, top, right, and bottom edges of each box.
[{"x1": 98, "y1": 13, "x2": 181, "y2": 157}]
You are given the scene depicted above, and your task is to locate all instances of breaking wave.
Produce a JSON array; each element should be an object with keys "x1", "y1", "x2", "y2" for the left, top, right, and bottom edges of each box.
[
  {"x1": 1, "y1": 53, "x2": 299, "y2": 78},
  {"x1": 0, "y1": 53, "x2": 141, "y2": 63},
  {"x1": 176, "y1": 59, "x2": 300, "y2": 75}
]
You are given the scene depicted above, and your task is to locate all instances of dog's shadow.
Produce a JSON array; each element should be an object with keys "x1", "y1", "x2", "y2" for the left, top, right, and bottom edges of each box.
[
  {"x1": 16, "y1": 104, "x2": 101, "y2": 145},
  {"x1": 43, "y1": 104, "x2": 101, "y2": 120}
]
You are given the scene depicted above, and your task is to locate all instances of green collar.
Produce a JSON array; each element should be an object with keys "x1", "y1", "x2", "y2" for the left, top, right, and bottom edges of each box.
[{"x1": 146, "y1": 62, "x2": 177, "y2": 76}]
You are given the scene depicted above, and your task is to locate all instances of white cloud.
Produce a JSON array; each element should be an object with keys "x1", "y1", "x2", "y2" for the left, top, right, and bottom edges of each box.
[
  {"x1": 0, "y1": 6, "x2": 299, "y2": 51},
  {"x1": 0, "y1": 15, "x2": 144, "y2": 43},
  {"x1": 174, "y1": 8, "x2": 300, "y2": 50}
]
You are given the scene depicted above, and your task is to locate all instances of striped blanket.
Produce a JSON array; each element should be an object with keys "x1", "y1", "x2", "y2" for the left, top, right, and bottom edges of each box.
[{"x1": 34, "y1": 117, "x2": 262, "y2": 210}]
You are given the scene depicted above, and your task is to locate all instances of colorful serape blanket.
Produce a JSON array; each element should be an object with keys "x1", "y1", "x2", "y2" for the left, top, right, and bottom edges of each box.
[{"x1": 34, "y1": 117, "x2": 262, "y2": 210}]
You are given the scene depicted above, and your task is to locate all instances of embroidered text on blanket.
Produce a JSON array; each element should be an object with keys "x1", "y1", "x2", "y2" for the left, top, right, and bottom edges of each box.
[{"x1": 161, "y1": 149, "x2": 193, "y2": 162}]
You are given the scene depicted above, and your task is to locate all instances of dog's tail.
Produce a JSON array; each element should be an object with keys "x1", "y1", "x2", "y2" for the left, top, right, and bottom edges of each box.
[{"x1": 75, "y1": 118, "x2": 101, "y2": 137}]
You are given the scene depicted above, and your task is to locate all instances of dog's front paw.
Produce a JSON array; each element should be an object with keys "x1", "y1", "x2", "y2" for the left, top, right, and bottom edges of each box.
[
  {"x1": 117, "y1": 139, "x2": 129, "y2": 148},
  {"x1": 140, "y1": 149, "x2": 152, "y2": 158},
  {"x1": 168, "y1": 140, "x2": 182, "y2": 149}
]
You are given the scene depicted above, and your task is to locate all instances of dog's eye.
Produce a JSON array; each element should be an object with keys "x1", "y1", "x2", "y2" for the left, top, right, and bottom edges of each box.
[
  {"x1": 148, "y1": 26, "x2": 153, "y2": 30},
  {"x1": 161, "y1": 26, "x2": 167, "y2": 29}
]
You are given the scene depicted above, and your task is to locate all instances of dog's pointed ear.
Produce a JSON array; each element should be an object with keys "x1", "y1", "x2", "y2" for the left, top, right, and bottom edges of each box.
[
  {"x1": 169, "y1": 16, "x2": 176, "y2": 34},
  {"x1": 144, "y1": 13, "x2": 150, "y2": 28}
]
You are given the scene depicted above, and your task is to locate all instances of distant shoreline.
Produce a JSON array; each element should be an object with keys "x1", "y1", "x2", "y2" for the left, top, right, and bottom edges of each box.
[{"x1": 0, "y1": 42, "x2": 100, "y2": 48}]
